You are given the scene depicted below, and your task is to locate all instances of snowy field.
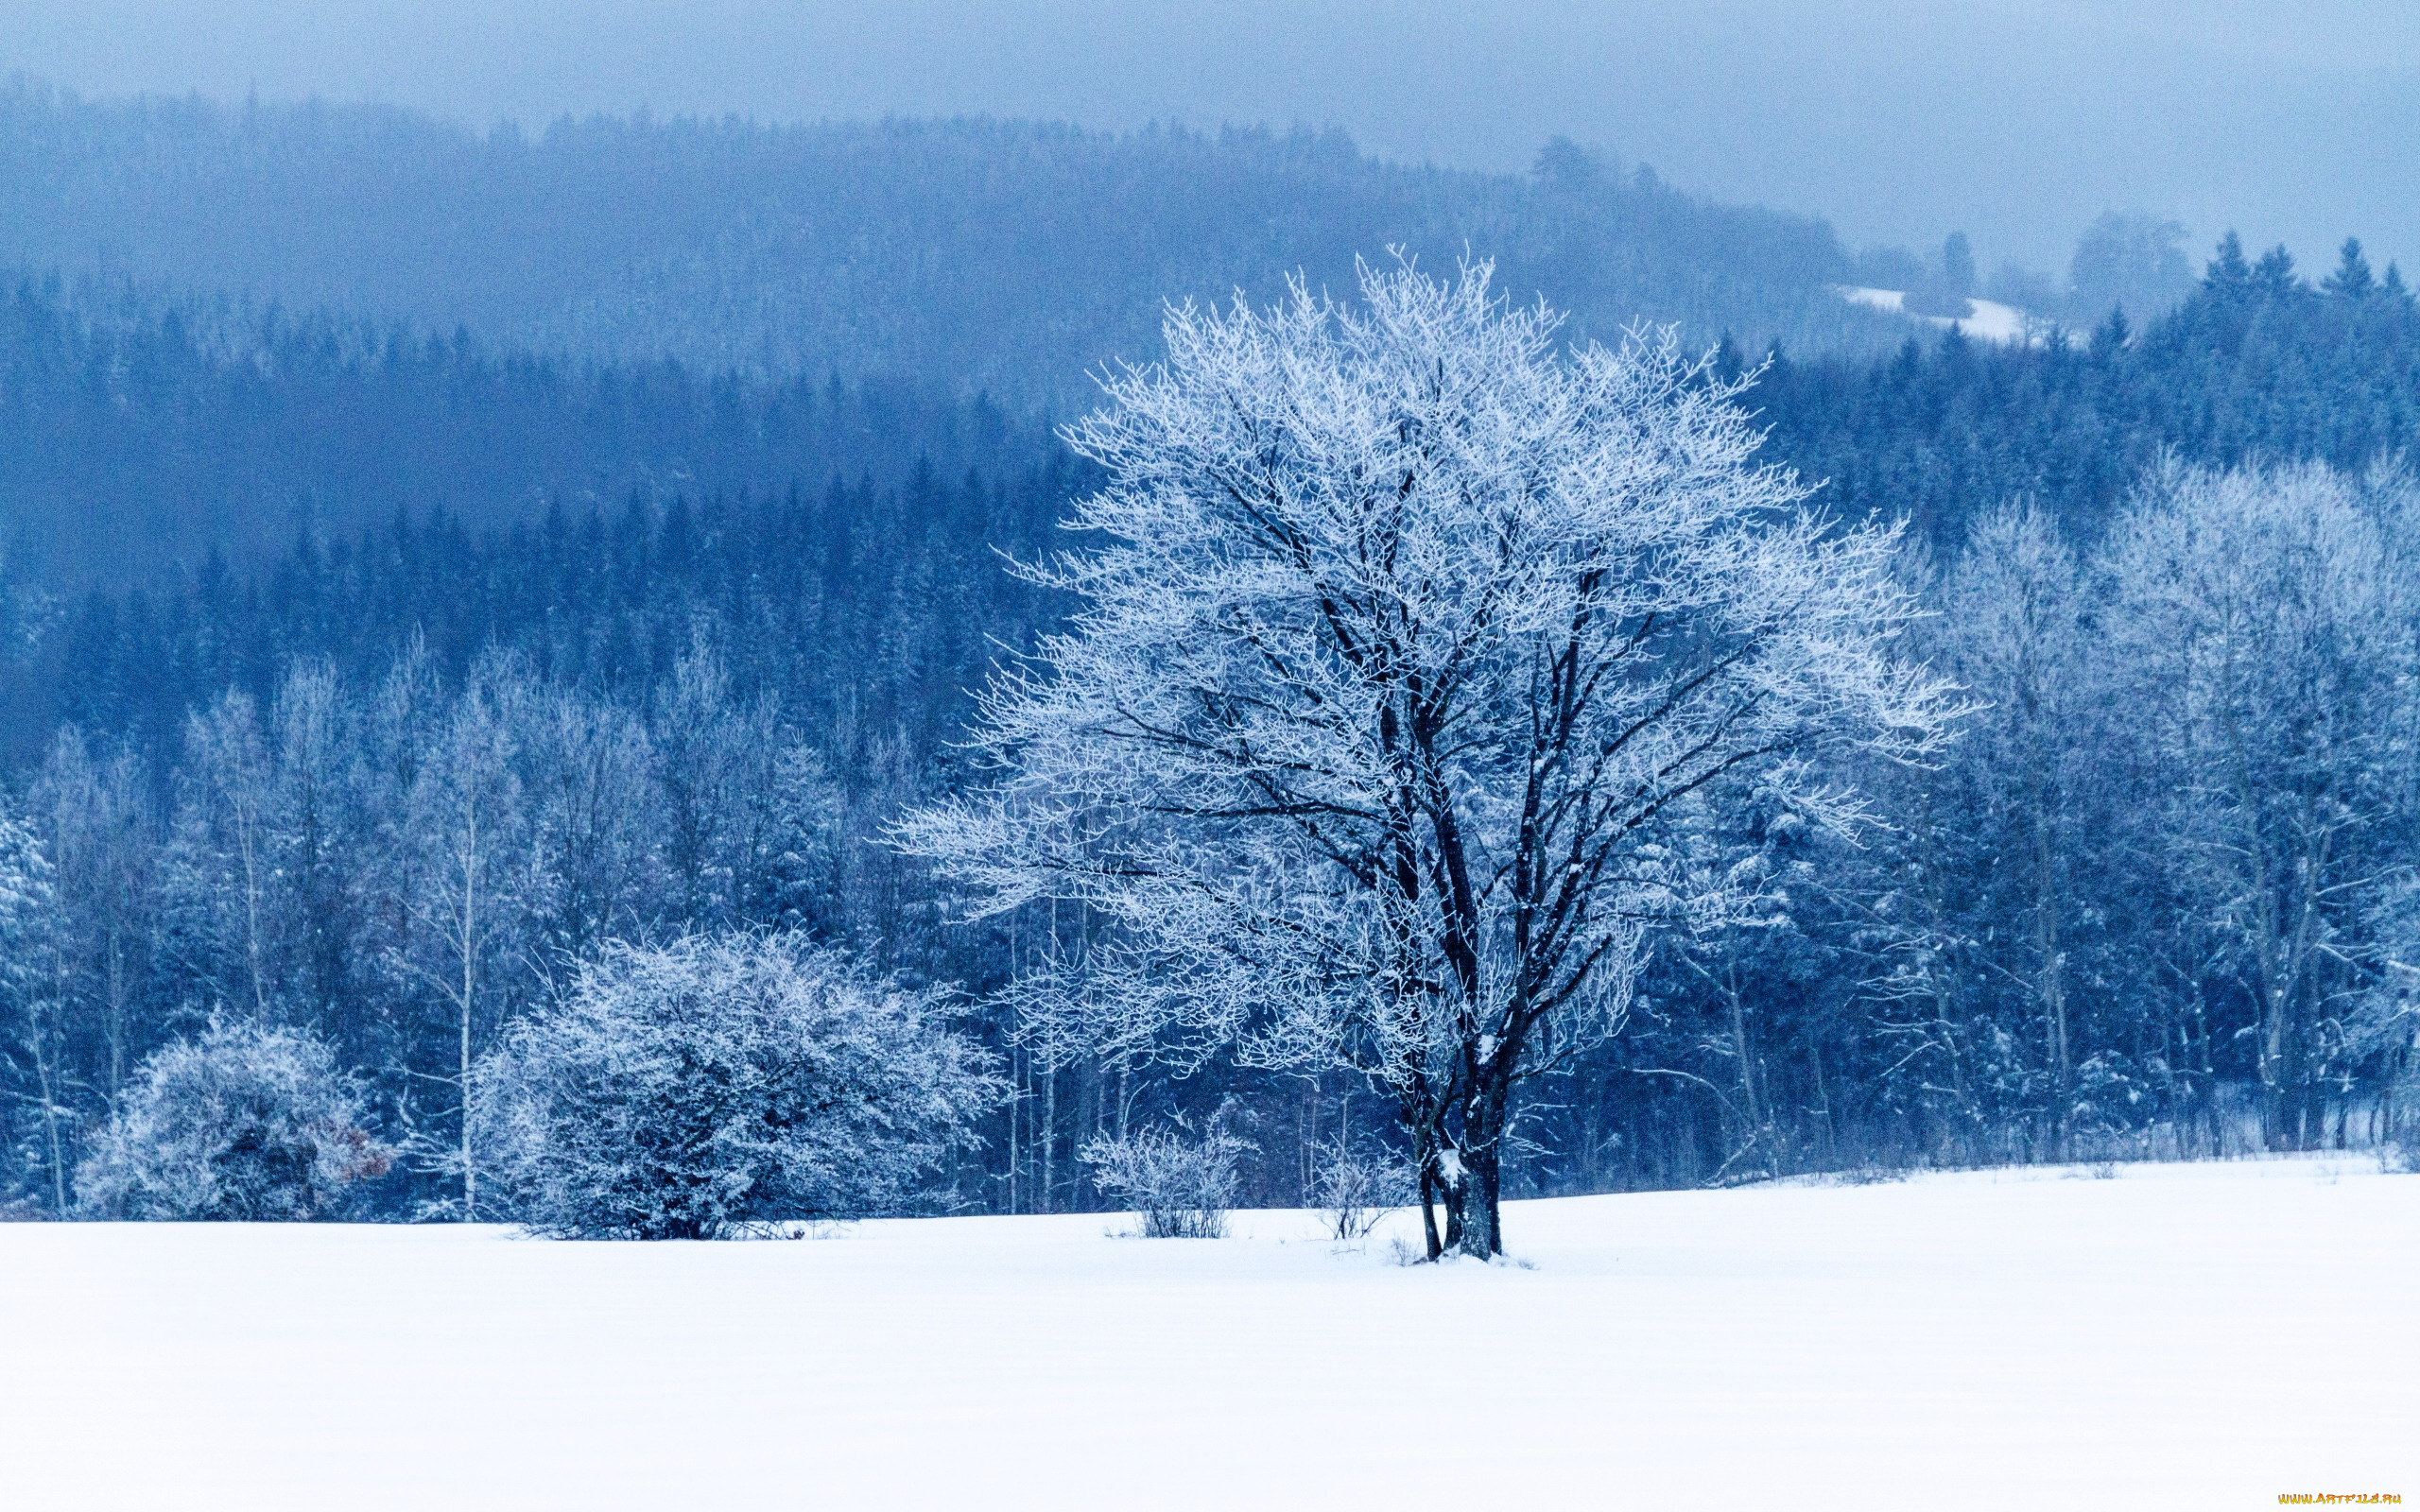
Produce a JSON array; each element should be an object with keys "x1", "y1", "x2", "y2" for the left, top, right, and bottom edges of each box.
[
  {"x1": 4, "y1": 1157, "x2": 2411, "y2": 1511},
  {"x1": 1839, "y1": 284, "x2": 2047, "y2": 344}
]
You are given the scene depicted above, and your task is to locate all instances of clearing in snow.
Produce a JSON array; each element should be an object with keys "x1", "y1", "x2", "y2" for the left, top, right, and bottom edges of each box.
[
  {"x1": 3, "y1": 1156, "x2": 2410, "y2": 1510},
  {"x1": 1840, "y1": 284, "x2": 2050, "y2": 344}
]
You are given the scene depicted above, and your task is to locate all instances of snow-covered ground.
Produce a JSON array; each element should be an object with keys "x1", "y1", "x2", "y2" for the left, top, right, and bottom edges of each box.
[
  {"x1": 1841, "y1": 284, "x2": 2048, "y2": 344},
  {"x1": 4, "y1": 1157, "x2": 2411, "y2": 1510}
]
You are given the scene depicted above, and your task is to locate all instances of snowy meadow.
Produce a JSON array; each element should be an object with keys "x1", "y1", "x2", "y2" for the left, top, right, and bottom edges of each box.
[
  {"x1": 7, "y1": 84, "x2": 2420, "y2": 1512},
  {"x1": 6, "y1": 1155, "x2": 2409, "y2": 1511}
]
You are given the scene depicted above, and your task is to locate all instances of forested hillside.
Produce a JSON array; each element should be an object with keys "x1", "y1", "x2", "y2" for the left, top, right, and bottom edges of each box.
[
  {"x1": 5, "y1": 19, "x2": 2411, "y2": 1501},
  {"x1": 7, "y1": 237, "x2": 2419, "y2": 1221},
  {"x1": 1762, "y1": 235, "x2": 2420, "y2": 543},
  {"x1": 0, "y1": 275, "x2": 1043, "y2": 585},
  {"x1": 6, "y1": 230, "x2": 2408, "y2": 590},
  {"x1": 0, "y1": 83, "x2": 1899, "y2": 401},
  {"x1": 4, "y1": 47, "x2": 2420, "y2": 1241},
  {"x1": 4, "y1": 464, "x2": 1078, "y2": 777}
]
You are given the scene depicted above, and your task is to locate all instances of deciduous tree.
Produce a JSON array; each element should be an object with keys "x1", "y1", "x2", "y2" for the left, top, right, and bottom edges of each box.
[{"x1": 902, "y1": 259, "x2": 1960, "y2": 1255}]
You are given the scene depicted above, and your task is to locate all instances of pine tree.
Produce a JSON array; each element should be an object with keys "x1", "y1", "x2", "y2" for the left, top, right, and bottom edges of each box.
[
  {"x1": 2323, "y1": 238, "x2": 2377, "y2": 299},
  {"x1": 2204, "y1": 232, "x2": 2254, "y2": 294},
  {"x1": 2091, "y1": 305, "x2": 2132, "y2": 359},
  {"x1": 2254, "y1": 245, "x2": 2302, "y2": 297},
  {"x1": 1942, "y1": 232, "x2": 1979, "y2": 299}
]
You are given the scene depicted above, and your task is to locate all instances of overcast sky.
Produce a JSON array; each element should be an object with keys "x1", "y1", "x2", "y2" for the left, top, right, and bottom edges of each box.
[{"x1": 6, "y1": 0, "x2": 2415, "y2": 277}]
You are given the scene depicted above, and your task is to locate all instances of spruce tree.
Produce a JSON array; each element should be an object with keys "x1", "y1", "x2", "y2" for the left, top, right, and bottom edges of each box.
[
  {"x1": 2204, "y1": 232, "x2": 2254, "y2": 294},
  {"x1": 2323, "y1": 237, "x2": 2376, "y2": 299},
  {"x1": 1942, "y1": 232, "x2": 1979, "y2": 299},
  {"x1": 2253, "y1": 245, "x2": 2301, "y2": 297}
]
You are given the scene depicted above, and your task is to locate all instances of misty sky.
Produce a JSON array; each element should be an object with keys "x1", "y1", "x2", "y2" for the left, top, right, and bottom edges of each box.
[{"x1": 6, "y1": 0, "x2": 2416, "y2": 279}]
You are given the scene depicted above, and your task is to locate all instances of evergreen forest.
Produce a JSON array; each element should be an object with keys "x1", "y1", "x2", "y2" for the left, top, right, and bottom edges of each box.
[{"x1": 6, "y1": 94, "x2": 2420, "y2": 1221}]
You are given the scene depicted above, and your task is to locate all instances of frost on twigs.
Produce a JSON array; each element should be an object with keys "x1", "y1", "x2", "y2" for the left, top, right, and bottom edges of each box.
[
  {"x1": 1080, "y1": 1118, "x2": 1253, "y2": 1238},
  {"x1": 474, "y1": 933, "x2": 1001, "y2": 1240},
  {"x1": 897, "y1": 255, "x2": 1962, "y2": 1260},
  {"x1": 1311, "y1": 1137, "x2": 1414, "y2": 1243},
  {"x1": 75, "y1": 1019, "x2": 391, "y2": 1221}
]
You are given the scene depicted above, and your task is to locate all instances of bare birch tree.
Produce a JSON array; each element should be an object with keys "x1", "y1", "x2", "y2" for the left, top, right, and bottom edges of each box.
[
  {"x1": 29, "y1": 730, "x2": 159, "y2": 1113},
  {"x1": 175, "y1": 693, "x2": 280, "y2": 1021},
  {"x1": 0, "y1": 804, "x2": 71, "y2": 1212},
  {"x1": 900, "y1": 259, "x2": 1959, "y2": 1256},
  {"x1": 396, "y1": 661, "x2": 528, "y2": 1218},
  {"x1": 1941, "y1": 504, "x2": 2092, "y2": 1154}
]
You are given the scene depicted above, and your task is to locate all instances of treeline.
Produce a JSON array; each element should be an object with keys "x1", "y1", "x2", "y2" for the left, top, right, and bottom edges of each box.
[
  {"x1": 0, "y1": 83, "x2": 1902, "y2": 400},
  {"x1": 0, "y1": 642, "x2": 990, "y2": 1217},
  {"x1": 0, "y1": 275, "x2": 1043, "y2": 585},
  {"x1": 6, "y1": 239, "x2": 2420, "y2": 1216},
  {"x1": 4, "y1": 461, "x2": 1082, "y2": 774},
  {"x1": 1554, "y1": 462, "x2": 2420, "y2": 1190},
  {"x1": 1759, "y1": 235, "x2": 2420, "y2": 545},
  {"x1": 7, "y1": 472, "x2": 2414, "y2": 1221},
  {"x1": 8, "y1": 229, "x2": 2412, "y2": 597}
]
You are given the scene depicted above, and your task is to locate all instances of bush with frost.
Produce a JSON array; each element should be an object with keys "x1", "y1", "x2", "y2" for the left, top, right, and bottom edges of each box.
[
  {"x1": 475, "y1": 934, "x2": 999, "y2": 1239},
  {"x1": 1080, "y1": 1119, "x2": 1253, "y2": 1238},
  {"x1": 1311, "y1": 1137, "x2": 1415, "y2": 1242},
  {"x1": 77, "y1": 1019, "x2": 391, "y2": 1220}
]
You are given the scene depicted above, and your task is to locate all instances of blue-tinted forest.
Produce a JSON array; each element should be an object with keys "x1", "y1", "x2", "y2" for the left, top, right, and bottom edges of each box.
[{"x1": 6, "y1": 98, "x2": 2419, "y2": 1215}]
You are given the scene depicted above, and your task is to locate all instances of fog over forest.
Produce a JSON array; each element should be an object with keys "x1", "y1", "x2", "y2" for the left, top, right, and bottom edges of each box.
[
  {"x1": 6, "y1": 0, "x2": 2416, "y2": 277},
  {"x1": 5, "y1": 9, "x2": 2415, "y2": 1504},
  {"x1": 2, "y1": 2, "x2": 2416, "y2": 1256}
]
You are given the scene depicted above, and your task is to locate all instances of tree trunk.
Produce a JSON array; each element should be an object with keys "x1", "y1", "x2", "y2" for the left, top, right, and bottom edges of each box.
[
  {"x1": 1441, "y1": 1155, "x2": 1464, "y2": 1253},
  {"x1": 1457, "y1": 1149, "x2": 1502, "y2": 1259},
  {"x1": 1724, "y1": 955, "x2": 1766, "y2": 1173},
  {"x1": 1445, "y1": 1080, "x2": 1510, "y2": 1259},
  {"x1": 1040, "y1": 1060, "x2": 1056, "y2": 1214},
  {"x1": 2031, "y1": 804, "x2": 2069, "y2": 1161},
  {"x1": 105, "y1": 931, "x2": 128, "y2": 1111},
  {"x1": 1006, "y1": 1050, "x2": 1021, "y2": 1214},
  {"x1": 458, "y1": 802, "x2": 480, "y2": 1221},
  {"x1": 29, "y1": 1011, "x2": 68, "y2": 1215},
  {"x1": 1417, "y1": 1161, "x2": 1442, "y2": 1262}
]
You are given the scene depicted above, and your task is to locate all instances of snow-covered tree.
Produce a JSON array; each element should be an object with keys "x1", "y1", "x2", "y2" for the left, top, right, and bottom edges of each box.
[
  {"x1": 158, "y1": 692, "x2": 282, "y2": 1021},
  {"x1": 653, "y1": 645, "x2": 775, "y2": 931},
  {"x1": 1309, "y1": 1133, "x2": 1415, "y2": 1242},
  {"x1": 735, "y1": 743, "x2": 849, "y2": 937},
  {"x1": 1937, "y1": 505, "x2": 2099, "y2": 1152},
  {"x1": 1, "y1": 801, "x2": 71, "y2": 1212},
  {"x1": 473, "y1": 933, "x2": 999, "y2": 1239},
  {"x1": 518, "y1": 681, "x2": 658, "y2": 963},
  {"x1": 75, "y1": 1019, "x2": 391, "y2": 1220},
  {"x1": 2103, "y1": 459, "x2": 2420, "y2": 1147},
  {"x1": 392, "y1": 656, "x2": 532, "y2": 1218},
  {"x1": 28, "y1": 733, "x2": 160, "y2": 1108},
  {"x1": 900, "y1": 259, "x2": 1961, "y2": 1256}
]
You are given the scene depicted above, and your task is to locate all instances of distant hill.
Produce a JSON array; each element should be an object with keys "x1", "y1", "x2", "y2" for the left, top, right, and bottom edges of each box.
[
  {"x1": 0, "y1": 273, "x2": 1053, "y2": 587},
  {"x1": 0, "y1": 83, "x2": 1907, "y2": 400},
  {"x1": 6, "y1": 232, "x2": 2413, "y2": 604}
]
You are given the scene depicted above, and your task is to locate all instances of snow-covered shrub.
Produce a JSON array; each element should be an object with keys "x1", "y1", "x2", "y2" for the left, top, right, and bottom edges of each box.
[
  {"x1": 2068, "y1": 1051, "x2": 2163, "y2": 1145},
  {"x1": 475, "y1": 934, "x2": 999, "y2": 1239},
  {"x1": 1080, "y1": 1122, "x2": 1253, "y2": 1238},
  {"x1": 76, "y1": 1020, "x2": 391, "y2": 1220},
  {"x1": 1311, "y1": 1138, "x2": 1414, "y2": 1242}
]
